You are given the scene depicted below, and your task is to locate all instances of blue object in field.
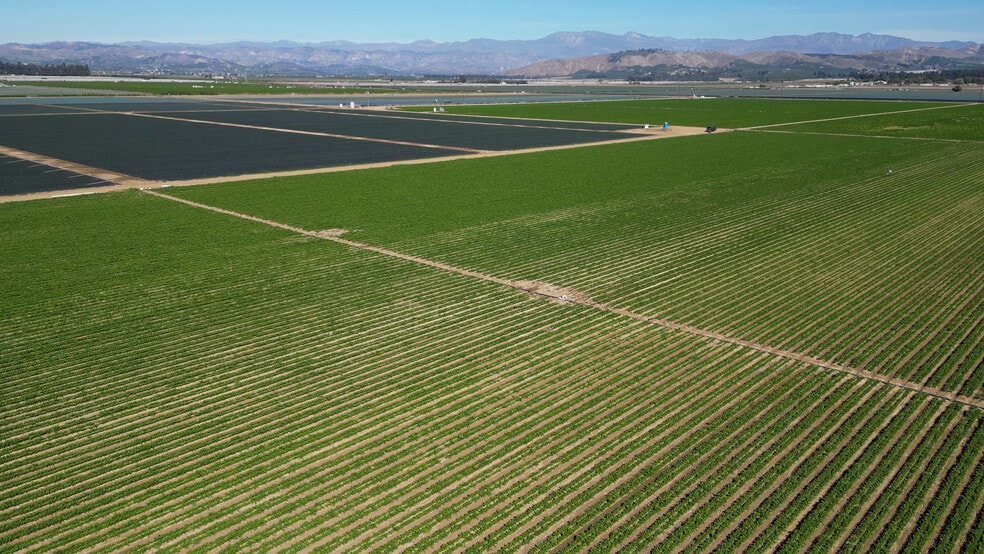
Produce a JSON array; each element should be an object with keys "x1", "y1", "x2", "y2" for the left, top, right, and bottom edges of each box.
[{"x1": 663, "y1": 121, "x2": 669, "y2": 130}]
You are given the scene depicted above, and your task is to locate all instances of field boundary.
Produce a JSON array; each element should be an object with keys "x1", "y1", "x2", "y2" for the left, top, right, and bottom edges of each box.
[{"x1": 142, "y1": 188, "x2": 984, "y2": 411}]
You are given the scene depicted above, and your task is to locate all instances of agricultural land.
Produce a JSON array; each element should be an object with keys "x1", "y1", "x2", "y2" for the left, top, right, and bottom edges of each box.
[{"x1": 1, "y1": 95, "x2": 983, "y2": 552}]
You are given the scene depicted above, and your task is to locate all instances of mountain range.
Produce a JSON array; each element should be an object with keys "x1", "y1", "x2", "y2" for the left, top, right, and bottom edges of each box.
[
  {"x1": 510, "y1": 43, "x2": 984, "y2": 79},
  {"x1": 1, "y1": 31, "x2": 981, "y2": 77}
]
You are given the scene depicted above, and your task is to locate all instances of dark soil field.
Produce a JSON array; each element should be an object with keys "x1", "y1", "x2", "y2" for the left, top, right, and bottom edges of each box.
[
  {"x1": 0, "y1": 112, "x2": 463, "y2": 181},
  {"x1": 0, "y1": 153, "x2": 111, "y2": 195},
  {"x1": 0, "y1": 97, "x2": 647, "y2": 197}
]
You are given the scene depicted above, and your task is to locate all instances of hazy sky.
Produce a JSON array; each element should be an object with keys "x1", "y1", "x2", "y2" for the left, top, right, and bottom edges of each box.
[{"x1": 8, "y1": 0, "x2": 983, "y2": 44}]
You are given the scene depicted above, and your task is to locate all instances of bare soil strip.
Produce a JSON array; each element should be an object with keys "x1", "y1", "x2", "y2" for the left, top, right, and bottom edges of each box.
[{"x1": 143, "y1": 188, "x2": 984, "y2": 413}]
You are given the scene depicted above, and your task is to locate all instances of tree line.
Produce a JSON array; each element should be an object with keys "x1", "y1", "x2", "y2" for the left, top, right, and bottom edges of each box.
[
  {"x1": 0, "y1": 62, "x2": 90, "y2": 76},
  {"x1": 850, "y1": 69, "x2": 984, "y2": 85}
]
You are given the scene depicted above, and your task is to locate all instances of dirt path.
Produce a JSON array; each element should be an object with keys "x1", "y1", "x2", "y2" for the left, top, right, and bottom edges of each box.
[{"x1": 144, "y1": 188, "x2": 984, "y2": 414}]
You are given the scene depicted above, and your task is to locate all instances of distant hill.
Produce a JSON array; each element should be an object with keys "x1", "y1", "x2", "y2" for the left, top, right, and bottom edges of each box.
[
  {"x1": 0, "y1": 32, "x2": 980, "y2": 77},
  {"x1": 508, "y1": 43, "x2": 984, "y2": 79}
]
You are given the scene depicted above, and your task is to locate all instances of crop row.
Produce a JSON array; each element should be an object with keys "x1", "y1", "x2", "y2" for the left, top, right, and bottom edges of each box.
[
  {"x1": 381, "y1": 138, "x2": 984, "y2": 400},
  {"x1": 546, "y1": 359, "x2": 834, "y2": 552},
  {"x1": 4, "y1": 213, "x2": 976, "y2": 549},
  {"x1": 152, "y1": 321, "x2": 697, "y2": 551},
  {"x1": 322, "y1": 348, "x2": 793, "y2": 552},
  {"x1": 489, "y1": 359, "x2": 831, "y2": 552},
  {"x1": 1, "y1": 280, "x2": 584, "y2": 544},
  {"x1": 4, "y1": 125, "x2": 984, "y2": 551}
]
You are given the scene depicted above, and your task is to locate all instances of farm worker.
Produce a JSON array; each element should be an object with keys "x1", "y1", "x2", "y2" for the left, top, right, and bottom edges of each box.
[{"x1": 663, "y1": 121, "x2": 669, "y2": 130}]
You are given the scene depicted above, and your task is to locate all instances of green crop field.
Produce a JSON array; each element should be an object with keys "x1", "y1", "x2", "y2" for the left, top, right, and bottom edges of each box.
[
  {"x1": 2, "y1": 98, "x2": 983, "y2": 551},
  {"x1": 767, "y1": 102, "x2": 984, "y2": 140}
]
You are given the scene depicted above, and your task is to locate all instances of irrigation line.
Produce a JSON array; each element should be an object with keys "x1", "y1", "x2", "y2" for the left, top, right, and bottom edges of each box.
[{"x1": 142, "y1": 188, "x2": 984, "y2": 412}]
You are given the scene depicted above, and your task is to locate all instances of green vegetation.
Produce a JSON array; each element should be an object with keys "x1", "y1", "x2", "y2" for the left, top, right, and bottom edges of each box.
[
  {"x1": 2, "y1": 97, "x2": 983, "y2": 551},
  {"x1": 771, "y1": 102, "x2": 984, "y2": 140},
  {"x1": 165, "y1": 131, "x2": 926, "y2": 242}
]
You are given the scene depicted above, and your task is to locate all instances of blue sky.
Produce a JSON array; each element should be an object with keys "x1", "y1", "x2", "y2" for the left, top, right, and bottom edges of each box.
[{"x1": 7, "y1": 0, "x2": 983, "y2": 44}]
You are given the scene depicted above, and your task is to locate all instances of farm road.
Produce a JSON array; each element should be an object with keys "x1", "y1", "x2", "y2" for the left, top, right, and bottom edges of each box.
[{"x1": 143, "y1": 188, "x2": 984, "y2": 412}]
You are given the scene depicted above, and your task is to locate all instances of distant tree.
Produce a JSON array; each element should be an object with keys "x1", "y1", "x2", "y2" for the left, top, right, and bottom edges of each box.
[{"x1": 0, "y1": 61, "x2": 90, "y2": 76}]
